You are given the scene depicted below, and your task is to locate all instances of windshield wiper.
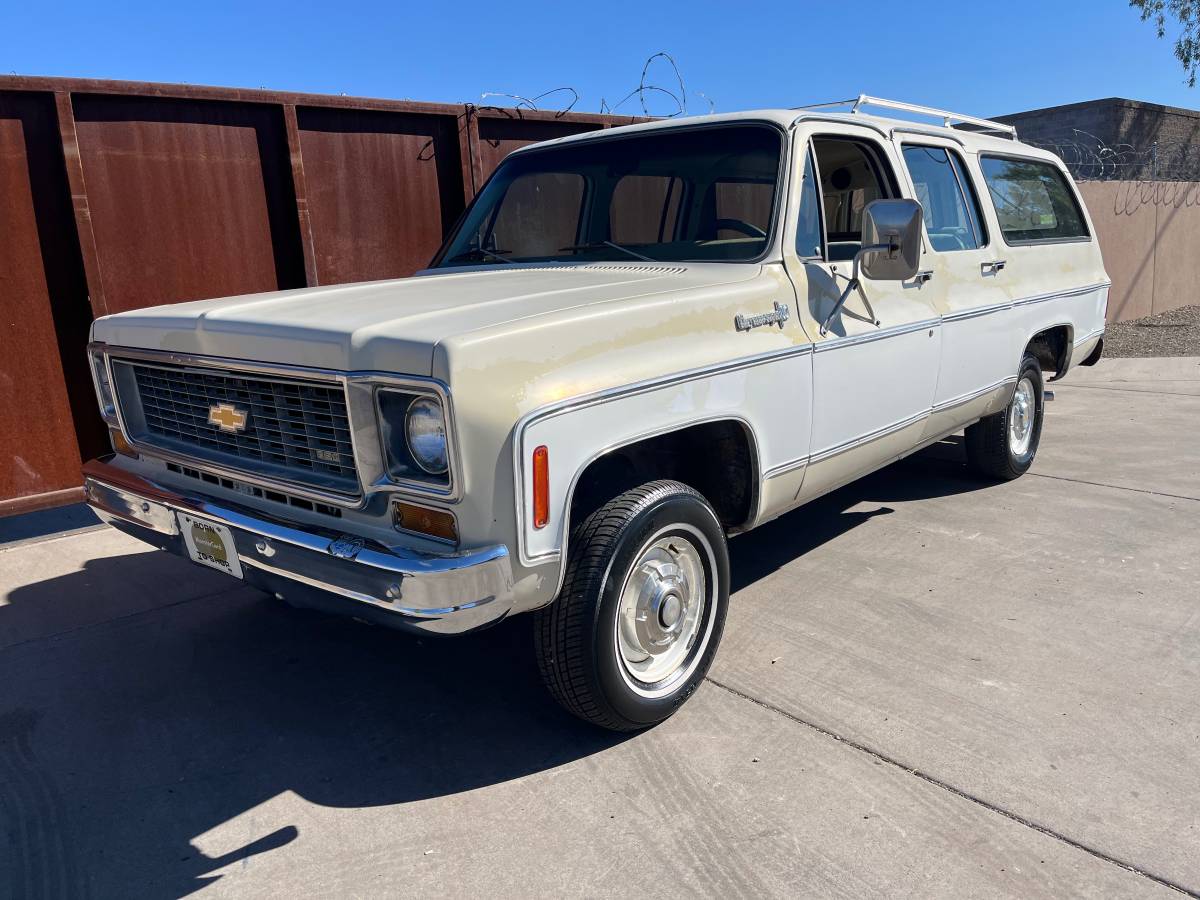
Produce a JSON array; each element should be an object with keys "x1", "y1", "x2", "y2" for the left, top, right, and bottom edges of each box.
[
  {"x1": 559, "y1": 240, "x2": 654, "y2": 262},
  {"x1": 447, "y1": 246, "x2": 514, "y2": 265}
]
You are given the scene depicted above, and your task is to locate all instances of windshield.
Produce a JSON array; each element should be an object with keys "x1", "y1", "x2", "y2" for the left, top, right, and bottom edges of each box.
[{"x1": 434, "y1": 124, "x2": 782, "y2": 267}]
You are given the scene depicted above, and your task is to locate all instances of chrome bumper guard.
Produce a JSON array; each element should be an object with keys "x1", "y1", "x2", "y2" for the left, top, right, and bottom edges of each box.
[{"x1": 82, "y1": 458, "x2": 514, "y2": 635}]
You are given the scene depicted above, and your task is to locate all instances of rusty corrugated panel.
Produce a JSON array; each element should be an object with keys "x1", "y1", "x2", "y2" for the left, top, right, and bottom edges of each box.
[
  {"x1": 474, "y1": 110, "x2": 607, "y2": 181},
  {"x1": 71, "y1": 94, "x2": 305, "y2": 312},
  {"x1": 0, "y1": 75, "x2": 471, "y2": 119},
  {"x1": 297, "y1": 106, "x2": 467, "y2": 283},
  {"x1": 0, "y1": 91, "x2": 93, "y2": 506},
  {"x1": 0, "y1": 76, "x2": 645, "y2": 514}
]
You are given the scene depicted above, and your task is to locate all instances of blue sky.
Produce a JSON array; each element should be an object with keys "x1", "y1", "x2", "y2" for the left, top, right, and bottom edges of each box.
[{"x1": 4, "y1": 0, "x2": 1198, "y2": 117}]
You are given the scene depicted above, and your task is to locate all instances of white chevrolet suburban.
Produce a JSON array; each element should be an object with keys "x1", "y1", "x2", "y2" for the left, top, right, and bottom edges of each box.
[{"x1": 83, "y1": 96, "x2": 1107, "y2": 730}]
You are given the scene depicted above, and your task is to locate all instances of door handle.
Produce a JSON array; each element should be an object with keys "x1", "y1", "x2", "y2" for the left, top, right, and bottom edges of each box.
[
  {"x1": 981, "y1": 260, "x2": 1007, "y2": 275},
  {"x1": 915, "y1": 269, "x2": 934, "y2": 284}
]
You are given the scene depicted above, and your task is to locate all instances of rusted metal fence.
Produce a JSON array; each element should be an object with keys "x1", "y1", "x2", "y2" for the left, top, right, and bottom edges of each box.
[{"x1": 0, "y1": 76, "x2": 642, "y2": 515}]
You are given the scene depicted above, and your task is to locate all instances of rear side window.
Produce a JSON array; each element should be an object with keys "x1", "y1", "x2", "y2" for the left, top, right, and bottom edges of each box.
[
  {"x1": 902, "y1": 145, "x2": 987, "y2": 252},
  {"x1": 979, "y1": 156, "x2": 1089, "y2": 244}
]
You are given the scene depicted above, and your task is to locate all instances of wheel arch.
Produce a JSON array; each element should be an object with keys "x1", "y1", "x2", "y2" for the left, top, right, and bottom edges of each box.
[
  {"x1": 566, "y1": 415, "x2": 762, "y2": 532},
  {"x1": 1023, "y1": 322, "x2": 1074, "y2": 382},
  {"x1": 543, "y1": 415, "x2": 761, "y2": 598}
]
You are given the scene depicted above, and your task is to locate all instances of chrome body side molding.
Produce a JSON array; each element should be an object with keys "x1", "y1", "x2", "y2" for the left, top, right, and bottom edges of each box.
[
  {"x1": 813, "y1": 317, "x2": 940, "y2": 352},
  {"x1": 762, "y1": 376, "x2": 1018, "y2": 481}
]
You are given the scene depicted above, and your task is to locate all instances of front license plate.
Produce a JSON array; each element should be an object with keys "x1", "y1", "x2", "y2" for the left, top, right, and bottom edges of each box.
[{"x1": 178, "y1": 513, "x2": 244, "y2": 579}]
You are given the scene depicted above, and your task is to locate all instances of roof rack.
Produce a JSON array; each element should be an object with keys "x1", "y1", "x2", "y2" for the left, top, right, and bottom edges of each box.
[{"x1": 794, "y1": 94, "x2": 1018, "y2": 139}]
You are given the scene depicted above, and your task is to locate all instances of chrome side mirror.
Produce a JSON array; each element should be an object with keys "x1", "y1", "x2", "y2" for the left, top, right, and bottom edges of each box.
[
  {"x1": 860, "y1": 199, "x2": 923, "y2": 281},
  {"x1": 819, "y1": 198, "x2": 924, "y2": 335}
]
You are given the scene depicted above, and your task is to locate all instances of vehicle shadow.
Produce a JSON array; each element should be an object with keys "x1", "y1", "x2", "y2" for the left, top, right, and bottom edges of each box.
[
  {"x1": 730, "y1": 435, "x2": 981, "y2": 591},
  {"x1": 0, "y1": 438, "x2": 983, "y2": 897}
]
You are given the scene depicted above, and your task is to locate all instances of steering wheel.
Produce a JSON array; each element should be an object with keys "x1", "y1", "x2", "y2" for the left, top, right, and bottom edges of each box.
[
  {"x1": 929, "y1": 229, "x2": 968, "y2": 252},
  {"x1": 714, "y1": 217, "x2": 767, "y2": 239}
]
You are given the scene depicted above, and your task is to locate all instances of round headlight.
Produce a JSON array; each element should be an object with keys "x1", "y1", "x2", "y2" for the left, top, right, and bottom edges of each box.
[{"x1": 405, "y1": 397, "x2": 448, "y2": 475}]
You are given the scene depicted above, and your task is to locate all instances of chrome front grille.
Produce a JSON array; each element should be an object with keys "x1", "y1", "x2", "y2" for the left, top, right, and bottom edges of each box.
[{"x1": 112, "y1": 359, "x2": 359, "y2": 495}]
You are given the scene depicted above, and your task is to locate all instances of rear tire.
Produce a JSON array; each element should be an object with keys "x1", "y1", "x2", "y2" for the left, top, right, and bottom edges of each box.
[
  {"x1": 534, "y1": 480, "x2": 729, "y2": 731},
  {"x1": 965, "y1": 353, "x2": 1044, "y2": 481}
]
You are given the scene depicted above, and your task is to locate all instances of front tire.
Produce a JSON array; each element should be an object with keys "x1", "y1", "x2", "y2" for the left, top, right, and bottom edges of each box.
[
  {"x1": 534, "y1": 480, "x2": 729, "y2": 731},
  {"x1": 965, "y1": 353, "x2": 1045, "y2": 480}
]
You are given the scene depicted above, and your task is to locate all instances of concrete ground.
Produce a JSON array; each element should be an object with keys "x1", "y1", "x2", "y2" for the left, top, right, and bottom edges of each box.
[{"x1": 1, "y1": 357, "x2": 1197, "y2": 899}]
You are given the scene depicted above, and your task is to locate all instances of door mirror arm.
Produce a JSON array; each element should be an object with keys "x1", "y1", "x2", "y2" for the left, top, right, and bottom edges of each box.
[
  {"x1": 818, "y1": 199, "x2": 923, "y2": 337},
  {"x1": 819, "y1": 242, "x2": 891, "y2": 336}
]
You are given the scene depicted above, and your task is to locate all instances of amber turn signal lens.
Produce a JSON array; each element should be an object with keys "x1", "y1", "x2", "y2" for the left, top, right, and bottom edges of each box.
[
  {"x1": 393, "y1": 501, "x2": 458, "y2": 543},
  {"x1": 109, "y1": 427, "x2": 138, "y2": 458},
  {"x1": 532, "y1": 445, "x2": 550, "y2": 530}
]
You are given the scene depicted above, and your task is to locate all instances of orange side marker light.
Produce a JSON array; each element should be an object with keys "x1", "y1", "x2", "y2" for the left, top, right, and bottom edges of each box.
[{"x1": 532, "y1": 445, "x2": 550, "y2": 529}]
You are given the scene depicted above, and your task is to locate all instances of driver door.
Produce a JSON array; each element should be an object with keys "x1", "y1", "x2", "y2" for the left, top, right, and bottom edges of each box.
[{"x1": 787, "y1": 128, "x2": 942, "y2": 502}]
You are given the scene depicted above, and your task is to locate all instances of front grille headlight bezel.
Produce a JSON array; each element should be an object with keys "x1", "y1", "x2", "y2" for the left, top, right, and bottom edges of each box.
[{"x1": 375, "y1": 387, "x2": 455, "y2": 493}]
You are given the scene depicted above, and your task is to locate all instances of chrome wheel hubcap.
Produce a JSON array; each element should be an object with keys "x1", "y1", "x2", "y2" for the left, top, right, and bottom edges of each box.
[
  {"x1": 616, "y1": 535, "x2": 707, "y2": 687},
  {"x1": 1008, "y1": 377, "x2": 1036, "y2": 456}
]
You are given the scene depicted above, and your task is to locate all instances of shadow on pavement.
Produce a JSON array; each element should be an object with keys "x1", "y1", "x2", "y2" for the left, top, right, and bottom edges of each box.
[
  {"x1": 0, "y1": 501, "x2": 100, "y2": 547},
  {"x1": 1, "y1": 578, "x2": 629, "y2": 896},
  {"x1": 0, "y1": 438, "x2": 986, "y2": 897},
  {"x1": 730, "y1": 436, "x2": 984, "y2": 591}
]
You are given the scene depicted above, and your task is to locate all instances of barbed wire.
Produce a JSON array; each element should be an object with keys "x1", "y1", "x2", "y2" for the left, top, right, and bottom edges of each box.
[
  {"x1": 599, "y1": 51, "x2": 688, "y2": 117},
  {"x1": 480, "y1": 51, "x2": 712, "y2": 118},
  {"x1": 1025, "y1": 129, "x2": 1200, "y2": 182},
  {"x1": 479, "y1": 87, "x2": 580, "y2": 115}
]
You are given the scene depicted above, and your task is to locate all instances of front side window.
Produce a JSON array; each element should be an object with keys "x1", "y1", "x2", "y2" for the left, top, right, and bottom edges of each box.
[
  {"x1": 902, "y1": 145, "x2": 987, "y2": 252},
  {"x1": 979, "y1": 156, "x2": 1089, "y2": 244},
  {"x1": 811, "y1": 138, "x2": 892, "y2": 261},
  {"x1": 435, "y1": 124, "x2": 783, "y2": 267}
]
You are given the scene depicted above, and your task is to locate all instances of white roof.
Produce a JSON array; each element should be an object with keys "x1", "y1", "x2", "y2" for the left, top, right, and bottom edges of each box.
[{"x1": 520, "y1": 105, "x2": 1057, "y2": 161}]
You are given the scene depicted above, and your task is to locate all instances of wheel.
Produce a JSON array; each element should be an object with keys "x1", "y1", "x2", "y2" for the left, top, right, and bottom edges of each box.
[
  {"x1": 534, "y1": 480, "x2": 729, "y2": 731},
  {"x1": 965, "y1": 353, "x2": 1045, "y2": 480}
]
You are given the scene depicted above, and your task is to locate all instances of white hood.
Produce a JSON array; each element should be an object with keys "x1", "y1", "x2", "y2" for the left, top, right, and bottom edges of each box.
[{"x1": 91, "y1": 263, "x2": 756, "y2": 375}]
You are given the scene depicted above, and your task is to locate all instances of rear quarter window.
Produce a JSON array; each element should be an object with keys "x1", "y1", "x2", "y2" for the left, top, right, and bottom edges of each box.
[{"x1": 979, "y1": 156, "x2": 1089, "y2": 244}]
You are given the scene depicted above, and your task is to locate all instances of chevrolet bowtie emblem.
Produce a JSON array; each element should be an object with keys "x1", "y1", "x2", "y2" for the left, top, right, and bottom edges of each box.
[{"x1": 208, "y1": 403, "x2": 249, "y2": 433}]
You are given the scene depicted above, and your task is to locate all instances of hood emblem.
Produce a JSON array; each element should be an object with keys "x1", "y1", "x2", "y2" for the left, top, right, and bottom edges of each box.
[
  {"x1": 208, "y1": 402, "x2": 250, "y2": 433},
  {"x1": 735, "y1": 301, "x2": 790, "y2": 332}
]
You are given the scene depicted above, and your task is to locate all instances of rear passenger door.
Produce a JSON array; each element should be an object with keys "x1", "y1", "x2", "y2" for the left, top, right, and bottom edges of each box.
[{"x1": 896, "y1": 138, "x2": 1013, "y2": 426}]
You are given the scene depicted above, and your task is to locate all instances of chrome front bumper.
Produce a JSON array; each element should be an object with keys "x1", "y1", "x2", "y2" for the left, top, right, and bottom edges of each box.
[{"x1": 82, "y1": 458, "x2": 514, "y2": 635}]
